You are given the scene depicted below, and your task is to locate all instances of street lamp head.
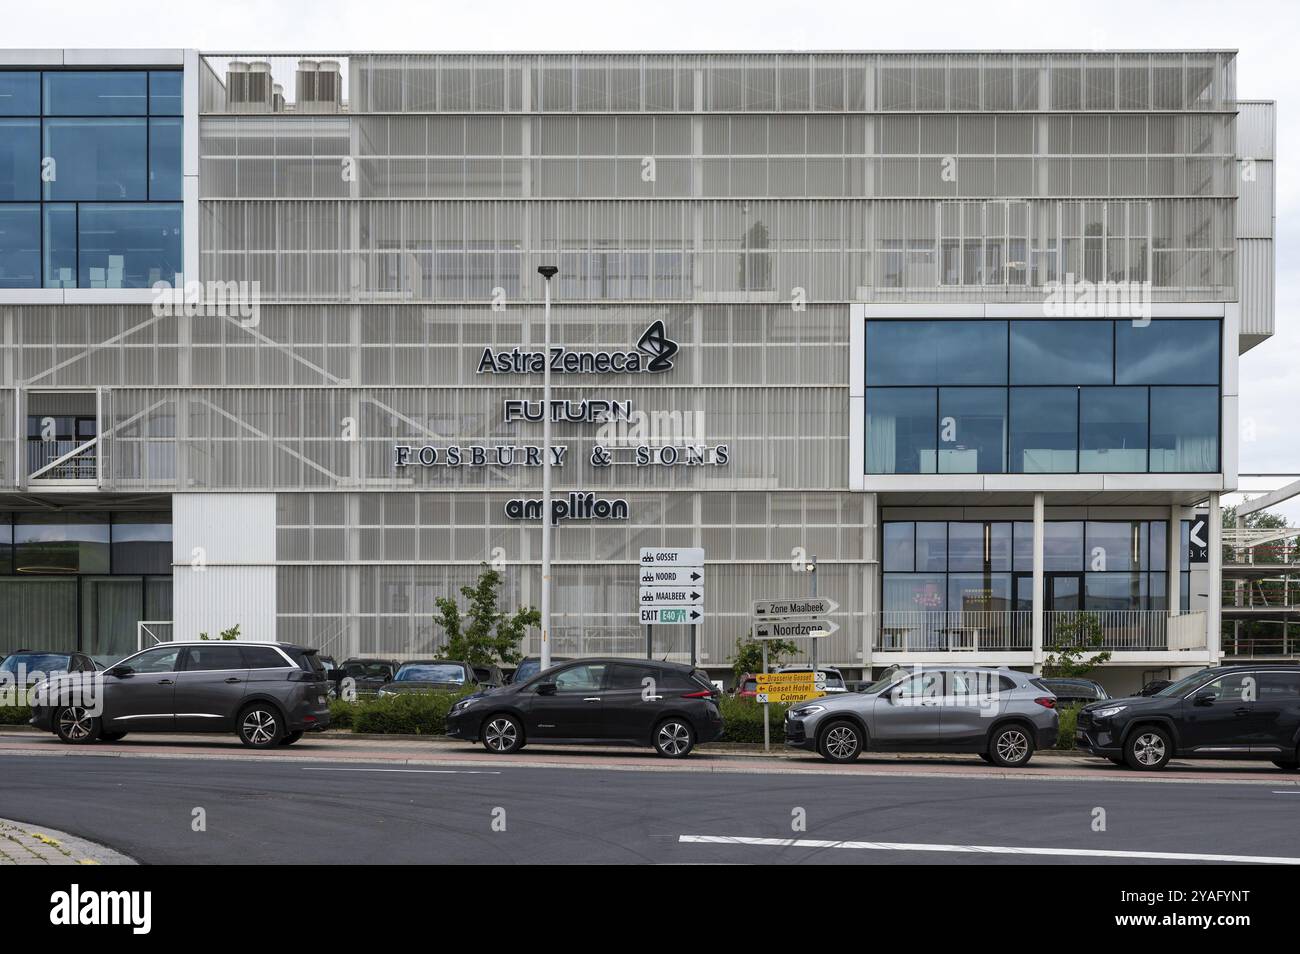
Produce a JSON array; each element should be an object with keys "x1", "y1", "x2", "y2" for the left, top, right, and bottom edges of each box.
[{"x1": 537, "y1": 265, "x2": 559, "y2": 280}]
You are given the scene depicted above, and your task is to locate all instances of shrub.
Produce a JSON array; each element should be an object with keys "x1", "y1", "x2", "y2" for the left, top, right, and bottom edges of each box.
[
  {"x1": 327, "y1": 698, "x2": 358, "y2": 730},
  {"x1": 717, "y1": 694, "x2": 792, "y2": 744},
  {"x1": 0, "y1": 704, "x2": 32, "y2": 726},
  {"x1": 349, "y1": 689, "x2": 475, "y2": 735},
  {"x1": 1054, "y1": 703, "x2": 1081, "y2": 750}
]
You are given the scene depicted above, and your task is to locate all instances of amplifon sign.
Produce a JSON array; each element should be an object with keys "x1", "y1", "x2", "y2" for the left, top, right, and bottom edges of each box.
[
  {"x1": 505, "y1": 492, "x2": 630, "y2": 525},
  {"x1": 476, "y1": 321, "x2": 679, "y2": 375}
]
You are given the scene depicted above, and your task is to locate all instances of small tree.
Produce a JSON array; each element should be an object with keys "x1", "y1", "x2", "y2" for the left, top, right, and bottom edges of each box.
[
  {"x1": 730, "y1": 635, "x2": 799, "y2": 682},
  {"x1": 434, "y1": 565, "x2": 539, "y2": 668},
  {"x1": 1043, "y1": 612, "x2": 1111, "y2": 677},
  {"x1": 199, "y1": 624, "x2": 241, "y2": 641}
]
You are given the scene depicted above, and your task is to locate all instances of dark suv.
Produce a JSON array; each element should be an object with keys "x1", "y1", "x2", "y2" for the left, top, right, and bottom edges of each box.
[
  {"x1": 29, "y1": 641, "x2": 331, "y2": 748},
  {"x1": 446, "y1": 658, "x2": 724, "y2": 758},
  {"x1": 1076, "y1": 666, "x2": 1300, "y2": 771}
]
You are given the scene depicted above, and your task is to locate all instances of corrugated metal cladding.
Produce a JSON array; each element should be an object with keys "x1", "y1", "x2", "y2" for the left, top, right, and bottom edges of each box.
[
  {"x1": 174, "y1": 566, "x2": 277, "y2": 642},
  {"x1": 1237, "y1": 239, "x2": 1275, "y2": 346},
  {"x1": 1235, "y1": 161, "x2": 1274, "y2": 238},
  {"x1": 172, "y1": 494, "x2": 277, "y2": 642},
  {"x1": 1235, "y1": 102, "x2": 1276, "y2": 160},
  {"x1": 173, "y1": 493, "x2": 276, "y2": 563}
]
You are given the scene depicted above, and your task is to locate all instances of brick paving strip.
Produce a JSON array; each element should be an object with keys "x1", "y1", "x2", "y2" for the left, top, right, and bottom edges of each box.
[{"x1": 0, "y1": 817, "x2": 136, "y2": 865}]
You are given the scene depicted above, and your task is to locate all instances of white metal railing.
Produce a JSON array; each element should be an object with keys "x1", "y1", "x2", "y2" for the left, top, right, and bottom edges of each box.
[
  {"x1": 27, "y1": 438, "x2": 98, "y2": 481},
  {"x1": 877, "y1": 611, "x2": 1032, "y2": 652},
  {"x1": 1168, "y1": 612, "x2": 1208, "y2": 651},
  {"x1": 1045, "y1": 610, "x2": 1200, "y2": 652},
  {"x1": 137, "y1": 620, "x2": 174, "y2": 650}
]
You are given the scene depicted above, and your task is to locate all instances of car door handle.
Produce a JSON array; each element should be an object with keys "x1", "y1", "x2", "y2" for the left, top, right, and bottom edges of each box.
[
  {"x1": 583, "y1": 697, "x2": 601, "y2": 702},
  {"x1": 158, "y1": 679, "x2": 174, "y2": 685},
  {"x1": 224, "y1": 677, "x2": 242, "y2": 684},
  {"x1": 1234, "y1": 707, "x2": 1250, "y2": 716}
]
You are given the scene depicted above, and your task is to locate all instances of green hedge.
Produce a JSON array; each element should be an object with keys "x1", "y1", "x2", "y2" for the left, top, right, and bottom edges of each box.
[
  {"x1": 328, "y1": 689, "x2": 475, "y2": 735},
  {"x1": 718, "y1": 694, "x2": 793, "y2": 744},
  {"x1": 1054, "y1": 703, "x2": 1081, "y2": 750},
  {"x1": 0, "y1": 704, "x2": 32, "y2": 726}
]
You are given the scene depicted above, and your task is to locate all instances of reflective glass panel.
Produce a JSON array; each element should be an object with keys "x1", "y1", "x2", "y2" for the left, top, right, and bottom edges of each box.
[
  {"x1": 1079, "y1": 386, "x2": 1148, "y2": 472},
  {"x1": 43, "y1": 118, "x2": 148, "y2": 201},
  {"x1": 77, "y1": 203, "x2": 182, "y2": 288},
  {"x1": 1115, "y1": 319, "x2": 1219, "y2": 385},
  {"x1": 1149, "y1": 386, "x2": 1218, "y2": 472},
  {"x1": 866, "y1": 387, "x2": 936, "y2": 474},
  {"x1": 0, "y1": 118, "x2": 39, "y2": 200},
  {"x1": 1010, "y1": 320, "x2": 1113, "y2": 385},
  {"x1": 43, "y1": 71, "x2": 147, "y2": 116}
]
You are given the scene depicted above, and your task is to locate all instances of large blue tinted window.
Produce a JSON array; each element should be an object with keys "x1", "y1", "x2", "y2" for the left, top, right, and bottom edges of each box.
[
  {"x1": 43, "y1": 204, "x2": 76, "y2": 287},
  {"x1": 0, "y1": 205, "x2": 39, "y2": 288},
  {"x1": 938, "y1": 387, "x2": 1006, "y2": 473},
  {"x1": 1115, "y1": 319, "x2": 1219, "y2": 385},
  {"x1": 866, "y1": 320, "x2": 1007, "y2": 386},
  {"x1": 1009, "y1": 387, "x2": 1078, "y2": 472},
  {"x1": 78, "y1": 203, "x2": 182, "y2": 288},
  {"x1": 148, "y1": 118, "x2": 182, "y2": 200},
  {"x1": 1010, "y1": 320, "x2": 1113, "y2": 385},
  {"x1": 43, "y1": 118, "x2": 148, "y2": 201},
  {"x1": 1080, "y1": 387, "x2": 1148, "y2": 472},
  {"x1": 43, "y1": 71, "x2": 147, "y2": 115},
  {"x1": 0, "y1": 119, "x2": 39, "y2": 200},
  {"x1": 866, "y1": 388, "x2": 936, "y2": 474},
  {"x1": 149, "y1": 71, "x2": 183, "y2": 116},
  {"x1": 1149, "y1": 386, "x2": 1218, "y2": 472},
  {"x1": 0, "y1": 72, "x2": 39, "y2": 115}
]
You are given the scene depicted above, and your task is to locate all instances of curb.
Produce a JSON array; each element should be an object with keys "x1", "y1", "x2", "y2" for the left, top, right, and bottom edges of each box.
[{"x1": 0, "y1": 817, "x2": 136, "y2": 865}]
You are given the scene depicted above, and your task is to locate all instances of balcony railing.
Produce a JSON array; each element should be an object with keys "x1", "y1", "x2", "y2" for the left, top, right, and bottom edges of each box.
[
  {"x1": 27, "y1": 438, "x2": 97, "y2": 482},
  {"x1": 877, "y1": 610, "x2": 1207, "y2": 653}
]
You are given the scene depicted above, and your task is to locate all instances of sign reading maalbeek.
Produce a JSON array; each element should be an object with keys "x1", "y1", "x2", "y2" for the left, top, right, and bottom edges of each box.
[{"x1": 640, "y1": 548, "x2": 704, "y2": 626}]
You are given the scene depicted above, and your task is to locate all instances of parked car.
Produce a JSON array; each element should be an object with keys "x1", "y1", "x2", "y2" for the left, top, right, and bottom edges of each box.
[
  {"x1": 734, "y1": 672, "x2": 759, "y2": 699},
  {"x1": 333, "y1": 658, "x2": 399, "y2": 696},
  {"x1": 472, "y1": 664, "x2": 505, "y2": 688},
  {"x1": 29, "y1": 641, "x2": 331, "y2": 748},
  {"x1": 1039, "y1": 677, "x2": 1109, "y2": 706},
  {"x1": 506, "y1": 655, "x2": 572, "y2": 685},
  {"x1": 446, "y1": 658, "x2": 723, "y2": 758},
  {"x1": 1075, "y1": 666, "x2": 1300, "y2": 771},
  {"x1": 776, "y1": 665, "x2": 849, "y2": 693},
  {"x1": 1, "y1": 651, "x2": 96, "y2": 692},
  {"x1": 786, "y1": 667, "x2": 1058, "y2": 766},
  {"x1": 377, "y1": 660, "x2": 476, "y2": 696}
]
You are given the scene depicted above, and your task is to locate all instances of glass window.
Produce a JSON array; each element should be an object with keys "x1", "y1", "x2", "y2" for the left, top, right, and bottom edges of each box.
[
  {"x1": 1084, "y1": 573, "x2": 1146, "y2": 611},
  {"x1": 947, "y1": 523, "x2": 986, "y2": 571},
  {"x1": 0, "y1": 72, "x2": 40, "y2": 115},
  {"x1": 148, "y1": 118, "x2": 182, "y2": 200},
  {"x1": 1195, "y1": 671, "x2": 1256, "y2": 704},
  {"x1": 0, "y1": 520, "x2": 10, "y2": 574},
  {"x1": 43, "y1": 118, "x2": 148, "y2": 201},
  {"x1": 892, "y1": 670, "x2": 942, "y2": 701},
  {"x1": 866, "y1": 320, "x2": 1007, "y2": 386},
  {"x1": 149, "y1": 71, "x2": 183, "y2": 115},
  {"x1": 77, "y1": 203, "x2": 182, "y2": 288},
  {"x1": 0, "y1": 118, "x2": 39, "y2": 200},
  {"x1": 1115, "y1": 319, "x2": 1219, "y2": 385},
  {"x1": 938, "y1": 387, "x2": 1006, "y2": 473},
  {"x1": 552, "y1": 663, "x2": 607, "y2": 692},
  {"x1": 1014, "y1": 520, "x2": 1086, "y2": 571},
  {"x1": 948, "y1": 573, "x2": 1012, "y2": 612},
  {"x1": 607, "y1": 663, "x2": 658, "y2": 691},
  {"x1": 882, "y1": 522, "x2": 914, "y2": 572},
  {"x1": 1010, "y1": 320, "x2": 1113, "y2": 385},
  {"x1": 243, "y1": 646, "x2": 290, "y2": 669},
  {"x1": 1149, "y1": 386, "x2": 1218, "y2": 472},
  {"x1": 1260, "y1": 672, "x2": 1300, "y2": 700},
  {"x1": 866, "y1": 387, "x2": 936, "y2": 474},
  {"x1": 1009, "y1": 387, "x2": 1077, "y2": 473},
  {"x1": 183, "y1": 645, "x2": 246, "y2": 672},
  {"x1": 111, "y1": 513, "x2": 172, "y2": 575},
  {"x1": 1079, "y1": 387, "x2": 1148, "y2": 472},
  {"x1": 916, "y1": 522, "x2": 947, "y2": 571},
  {"x1": 14, "y1": 513, "x2": 110, "y2": 574},
  {"x1": 43, "y1": 71, "x2": 148, "y2": 116},
  {"x1": 1085, "y1": 521, "x2": 1140, "y2": 572},
  {"x1": 43, "y1": 204, "x2": 76, "y2": 287},
  {"x1": 0, "y1": 204, "x2": 39, "y2": 288},
  {"x1": 124, "y1": 645, "x2": 182, "y2": 673}
]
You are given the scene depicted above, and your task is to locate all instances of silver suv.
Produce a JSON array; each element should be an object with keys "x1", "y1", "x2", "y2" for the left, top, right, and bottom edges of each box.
[{"x1": 785, "y1": 667, "x2": 1058, "y2": 766}]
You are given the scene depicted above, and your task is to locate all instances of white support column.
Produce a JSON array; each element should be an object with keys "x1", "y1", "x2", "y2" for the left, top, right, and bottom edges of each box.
[
  {"x1": 1208, "y1": 492, "x2": 1222, "y2": 663},
  {"x1": 1032, "y1": 492, "x2": 1045, "y2": 674},
  {"x1": 1167, "y1": 505, "x2": 1181, "y2": 616}
]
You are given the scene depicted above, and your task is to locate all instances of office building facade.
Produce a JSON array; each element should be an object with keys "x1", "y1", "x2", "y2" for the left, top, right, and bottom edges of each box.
[{"x1": 0, "y1": 50, "x2": 1276, "y2": 691}]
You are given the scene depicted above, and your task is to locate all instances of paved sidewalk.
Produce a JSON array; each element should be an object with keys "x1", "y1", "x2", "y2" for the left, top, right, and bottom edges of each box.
[{"x1": 0, "y1": 817, "x2": 136, "y2": 865}]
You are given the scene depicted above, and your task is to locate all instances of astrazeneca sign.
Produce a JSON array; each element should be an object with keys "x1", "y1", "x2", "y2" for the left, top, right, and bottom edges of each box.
[{"x1": 393, "y1": 322, "x2": 729, "y2": 524}]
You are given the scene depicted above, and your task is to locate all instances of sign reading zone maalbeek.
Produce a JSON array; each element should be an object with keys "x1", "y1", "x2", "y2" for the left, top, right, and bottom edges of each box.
[{"x1": 639, "y1": 548, "x2": 704, "y2": 626}]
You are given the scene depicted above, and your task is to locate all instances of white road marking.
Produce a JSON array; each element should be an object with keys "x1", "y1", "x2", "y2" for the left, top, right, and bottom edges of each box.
[
  {"x1": 301, "y1": 767, "x2": 501, "y2": 775},
  {"x1": 678, "y1": 834, "x2": 1300, "y2": 865}
]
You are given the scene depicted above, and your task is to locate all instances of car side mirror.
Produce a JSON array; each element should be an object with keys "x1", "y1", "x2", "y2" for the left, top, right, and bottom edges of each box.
[
  {"x1": 107, "y1": 665, "x2": 132, "y2": 677},
  {"x1": 1194, "y1": 692, "x2": 1216, "y2": 707},
  {"x1": 537, "y1": 682, "x2": 557, "y2": 696},
  {"x1": 886, "y1": 690, "x2": 900, "y2": 704}
]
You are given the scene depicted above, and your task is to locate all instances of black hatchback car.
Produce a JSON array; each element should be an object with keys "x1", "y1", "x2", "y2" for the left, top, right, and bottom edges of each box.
[
  {"x1": 446, "y1": 658, "x2": 723, "y2": 758},
  {"x1": 29, "y1": 641, "x2": 332, "y2": 748},
  {"x1": 1076, "y1": 666, "x2": 1300, "y2": 771}
]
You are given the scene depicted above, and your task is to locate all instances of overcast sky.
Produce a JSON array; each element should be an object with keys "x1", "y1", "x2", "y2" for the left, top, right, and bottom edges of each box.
[{"x1": 6, "y1": 0, "x2": 1297, "y2": 516}]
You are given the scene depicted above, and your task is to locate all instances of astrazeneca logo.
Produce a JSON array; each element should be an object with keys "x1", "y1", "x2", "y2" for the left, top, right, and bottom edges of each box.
[
  {"x1": 477, "y1": 320, "x2": 679, "y2": 375},
  {"x1": 49, "y1": 884, "x2": 151, "y2": 935}
]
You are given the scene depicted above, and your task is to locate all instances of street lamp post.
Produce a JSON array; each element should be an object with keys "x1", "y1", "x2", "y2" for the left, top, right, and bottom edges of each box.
[{"x1": 537, "y1": 265, "x2": 558, "y2": 672}]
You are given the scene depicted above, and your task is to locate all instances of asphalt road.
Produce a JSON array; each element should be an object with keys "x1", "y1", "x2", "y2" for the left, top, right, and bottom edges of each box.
[{"x1": 3, "y1": 751, "x2": 1299, "y2": 864}]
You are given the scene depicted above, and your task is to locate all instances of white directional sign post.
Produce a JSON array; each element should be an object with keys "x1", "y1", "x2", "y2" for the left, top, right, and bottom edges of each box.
[
  {"x1": 750, "y1": 596, "x2": 842, "y2": 752},
  {"x1": 640, "y1": 548, "x2": 705, "y2": 665}
]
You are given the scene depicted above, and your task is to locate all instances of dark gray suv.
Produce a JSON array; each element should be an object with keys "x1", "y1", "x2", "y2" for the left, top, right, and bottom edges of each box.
[{"x1": 29, "y1": 641, "x2": 331, "y2": 748}]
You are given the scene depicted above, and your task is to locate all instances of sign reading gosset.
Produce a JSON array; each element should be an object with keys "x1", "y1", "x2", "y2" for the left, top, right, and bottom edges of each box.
[{"x1": 477, "y1": 321, "x2": 679, "y2": 375}]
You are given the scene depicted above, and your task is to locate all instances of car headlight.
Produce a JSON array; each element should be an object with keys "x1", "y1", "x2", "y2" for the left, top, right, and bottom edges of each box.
[
  {"x1": 1093, "y1": 704, "x2": 1127, "y2": 719},
  {"x1": 792, "y1": 704, "x2": 825, "y2": 717},
  {"x1": 451, "y1": 697, "x2": 477, "y2": 712}
]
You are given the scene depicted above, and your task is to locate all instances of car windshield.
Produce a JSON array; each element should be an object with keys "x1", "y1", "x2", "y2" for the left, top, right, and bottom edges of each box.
[
  {"x1": 861, "y1": 671, "x2": 906, "y2": 694},
  {"x1": 395, "y1": 664, "x2": 465, "y2": 684},
  {"x1": 1, "y1": 653, "x2": 71, "y2": 675},
  {"x1": 1154, "y1": 671, "x2": 1213, "y2": 697}
]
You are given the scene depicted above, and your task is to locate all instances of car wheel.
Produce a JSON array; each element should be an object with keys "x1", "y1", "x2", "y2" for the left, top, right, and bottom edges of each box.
[
  {"x1": 54, "y1": 706, "x2": 101, "y2": 745},
  {"x1": 653, "y1": 718, "x2": 695, "y2": 758},
  {"x1": 280, "y1": 730, "x2": 304, "y2": 746},
  {"x1": 237, "y1": 704, "x2": 284, "y2": 748},
  {"x1": 818, "y1": 720, "x2": 863, "y2": 763},
  {"x1": 481, "y1": 714, "x2": 524, "y2": 754},
  {"x1": 1272, "y1": 759, "x2": 1300, "y2": 771},
  {"x1": 988, "y1": 724, "x2": 1035, "y2": 767},
  {"x1": 99, "y1": 731, "x2": 128, "y2": 743},
  {"x1": 1125, "y1": 726, "x2": 1171, "y2": 770}
]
